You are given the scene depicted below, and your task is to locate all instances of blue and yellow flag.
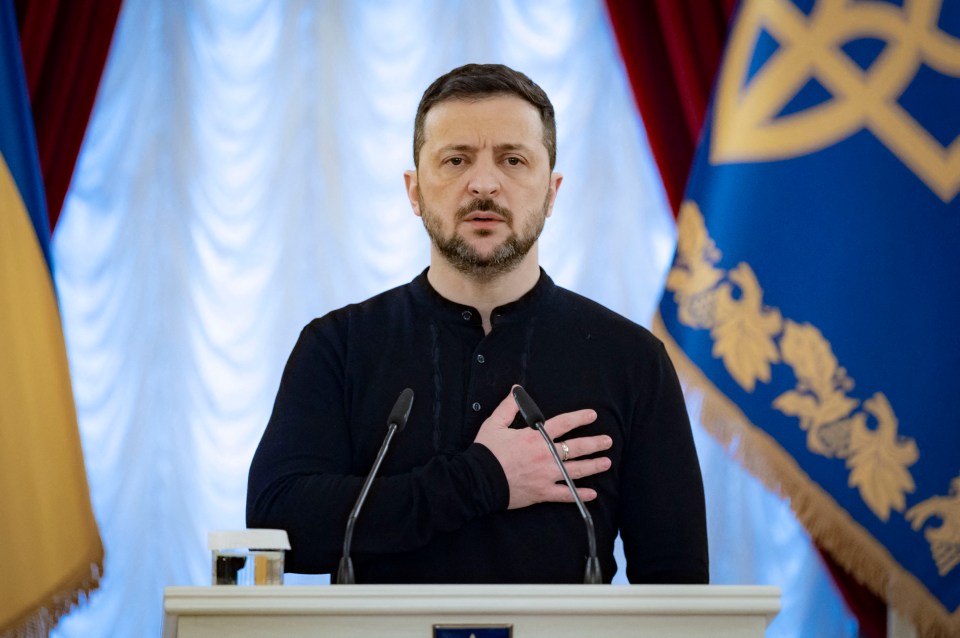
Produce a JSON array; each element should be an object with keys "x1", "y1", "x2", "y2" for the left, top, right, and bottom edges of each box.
[
  {"x1": 0, "y1": 0, "x2": 102, "y2": 633},
  {"x1": 659, "y1": 0, "x2": 960, "y2": 635}
]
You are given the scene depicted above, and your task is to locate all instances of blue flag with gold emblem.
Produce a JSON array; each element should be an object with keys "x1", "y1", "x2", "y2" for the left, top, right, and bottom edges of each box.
[{"x1": 658, "y1": 0, "x2": 960, "y2": 635}]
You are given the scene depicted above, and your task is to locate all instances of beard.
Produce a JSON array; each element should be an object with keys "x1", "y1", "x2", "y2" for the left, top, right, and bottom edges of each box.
[{"x1": 419, "y1": 190, "x2": 550, "y2": 283}]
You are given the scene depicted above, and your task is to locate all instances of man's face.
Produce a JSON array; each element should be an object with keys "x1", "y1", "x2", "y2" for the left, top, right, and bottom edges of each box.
[{"x1": 405, "y1": 95, "x2": 562, "y2": 281}]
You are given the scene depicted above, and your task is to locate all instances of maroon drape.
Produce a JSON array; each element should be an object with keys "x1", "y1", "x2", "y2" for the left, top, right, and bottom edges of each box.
[
  {"x1": 604, "y1": 0, "x2": 734, "y2": 217},
  {"x1": 823, "y1": 552, "x2": 887, "y2": 638},
  {"x1": 15, "y1": 0, "x2": 123, "y2": 231},
  {"x1": 604, "y1": 1, "x2": 886, "y2": 635}
]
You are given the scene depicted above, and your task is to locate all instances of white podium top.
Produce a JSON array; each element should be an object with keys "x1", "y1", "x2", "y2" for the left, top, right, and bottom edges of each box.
[{"x1": 164, "y1": 584, "x2": 780, "y2": 638}]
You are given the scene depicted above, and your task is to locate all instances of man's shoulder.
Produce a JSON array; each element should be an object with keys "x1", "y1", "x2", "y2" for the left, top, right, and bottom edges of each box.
[
  {"x1": 549, "y1": 285, "x2": 660, "y2": 348},
  {"x1": 306, "y1": 280, "x2": 414, "y2": 332},
  {"x1": 340, "y1": 280, "x2": 413, "y2": 315}
]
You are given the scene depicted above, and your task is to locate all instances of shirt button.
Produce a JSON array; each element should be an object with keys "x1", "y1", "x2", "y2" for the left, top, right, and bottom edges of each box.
[
  {"x1": 476, "y1": 354, "x2": 485, "y2": 364},
  {"x1": 461, "y1": 311, "x2": 472, "y2": 321},
  {"x1": 472, "y1": 402, "x2": 481, "y2": 412}
]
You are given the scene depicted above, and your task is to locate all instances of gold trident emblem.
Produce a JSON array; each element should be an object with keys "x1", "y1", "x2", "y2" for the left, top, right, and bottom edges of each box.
[{"x1": 711, "y1": 0, "x2": 960, "y2": 202}]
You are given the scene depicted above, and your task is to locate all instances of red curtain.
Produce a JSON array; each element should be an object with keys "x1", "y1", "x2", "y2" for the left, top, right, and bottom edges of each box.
[
  {"x1": 823, "y1": 552, "x2": 887, "y2": 638},
  {"x1": 604, "y1": 0, "x2": 734, "y2": 217},
  {"x1": 603, "y1": 1, "x2": 886, "y2": 636},
  {"x1": 15, "y1": 0, "x2": 123, "y2": 231}
]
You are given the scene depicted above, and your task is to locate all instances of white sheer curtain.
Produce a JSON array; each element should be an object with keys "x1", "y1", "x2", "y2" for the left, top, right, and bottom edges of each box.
[{"x1": 50, "y1": 1, "x2": 856, "y2": 636}]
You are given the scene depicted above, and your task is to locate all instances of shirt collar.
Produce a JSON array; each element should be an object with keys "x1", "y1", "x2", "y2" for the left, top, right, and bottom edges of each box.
[{"x1": 408, "y1": 267, "x2": 556, "y2": 327}]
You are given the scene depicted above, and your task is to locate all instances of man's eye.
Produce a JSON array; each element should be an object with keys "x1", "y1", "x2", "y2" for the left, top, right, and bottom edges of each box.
[
  {"x1": 506, "y1": 157, "x2": 522, "y2": 166},
  {"x1": 448, "y1": 157, "x2": 463, "y2": 166}
]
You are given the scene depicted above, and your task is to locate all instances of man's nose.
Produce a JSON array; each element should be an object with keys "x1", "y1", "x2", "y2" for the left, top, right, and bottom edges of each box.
[{"x1": 467, "y1": 159, "x2": 501, "y2": 198}]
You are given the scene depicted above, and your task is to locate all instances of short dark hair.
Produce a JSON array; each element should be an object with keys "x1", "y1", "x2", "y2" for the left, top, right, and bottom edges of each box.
[{"x1": 413, "y1": 63, "x2": 557, "y2": 170}]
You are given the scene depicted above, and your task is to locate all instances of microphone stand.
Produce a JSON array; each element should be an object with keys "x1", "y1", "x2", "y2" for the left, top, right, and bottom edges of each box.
[
  {"x1": 513, "y1": 386, "x2": 602, "y2": 584},
  {"x1": 337, "y1": 388, "x2": 414, "y2": 584}
]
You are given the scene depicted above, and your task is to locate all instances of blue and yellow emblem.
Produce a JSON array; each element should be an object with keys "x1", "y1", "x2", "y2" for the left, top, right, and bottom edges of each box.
[{"x1": 658, "y1": 0, "x2": 960, "y2": 635}]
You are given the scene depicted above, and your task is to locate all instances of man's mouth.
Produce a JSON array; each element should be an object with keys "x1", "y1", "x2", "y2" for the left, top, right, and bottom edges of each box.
[
  {"x1": 456, "y1": 198, "x2": 512, "y2": 226},
  {"x1": 463, "y1": 211, "x2": 506, "y2": 223}
]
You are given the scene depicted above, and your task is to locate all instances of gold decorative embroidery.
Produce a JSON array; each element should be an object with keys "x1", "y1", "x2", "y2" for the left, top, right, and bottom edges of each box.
[
  {"x1": 712, "y1": 264, "x2": 782, "y2": 392},
  {"x1": 906, "y1": 476, "x2": 960, "y2": 576},
  {"x1": 666, "y1": 204, "x2": 724, "y2": 329},
  {"x1": 665, "y1": 201, "x2": 919, "y2": 521},
  {"x1": 711, "y1": 0, "x2": 960, "y2": 202},
  {"x1": 846, "y1": 394, "x2": 919, "y2": 522},
  {"x1": 774, "y1": 321, "x2": 857, "y2": 457}
]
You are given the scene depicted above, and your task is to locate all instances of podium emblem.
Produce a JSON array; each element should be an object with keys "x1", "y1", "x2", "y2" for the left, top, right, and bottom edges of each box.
[{"x1": 434, "y1": 625, "x2": 512, "y2": 638}]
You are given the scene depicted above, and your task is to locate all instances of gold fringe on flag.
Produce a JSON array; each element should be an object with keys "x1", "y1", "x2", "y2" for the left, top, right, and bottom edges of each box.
[{"x1": 655, "y1": 313, "x2": 960, "y2": 638}]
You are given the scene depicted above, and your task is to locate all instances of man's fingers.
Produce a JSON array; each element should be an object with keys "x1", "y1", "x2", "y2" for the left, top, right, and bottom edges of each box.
[
  {"x1": 560, "y1": 457, "x2": 611, "y2": 480},
  {"x1": 482, "y1": 390, "x2": 522, "y2": 430},
  {"x1": 544, "y1": 485, "x2": 598, "y2": 502},
  {"x1": 479, "y1": 390, "x2": 613, "y2": 510},
  {"x1": 543, "y1": 409, "x2": 597, "y2": 439},
  {"x1": 539, "y1": 457, "x2": 610, "y2": 504},
  {"x1": 556, "y1": 434, "x2": 612, "y2": 461}
]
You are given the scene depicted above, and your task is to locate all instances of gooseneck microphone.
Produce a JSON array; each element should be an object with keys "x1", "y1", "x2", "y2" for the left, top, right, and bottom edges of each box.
[
  {"x1": 512, "y1": 385, "x2": 602, "y2": 584},
  {"x1": 337, "y1": 388, "x2": 414, "y2": 584}
]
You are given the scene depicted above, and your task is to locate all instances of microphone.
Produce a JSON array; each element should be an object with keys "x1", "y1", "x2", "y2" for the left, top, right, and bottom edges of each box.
[
  {"x1": 512, "y1": 385, "x2": 602, "y2": 584},
  {"x1": 337, "y1": 388, "x2": 414, "y2": 584}
]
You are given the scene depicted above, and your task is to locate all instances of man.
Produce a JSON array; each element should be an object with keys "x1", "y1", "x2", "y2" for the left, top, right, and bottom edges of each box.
[{"x1": 247, "y1": 63, "x2": 708, "y2": 584}]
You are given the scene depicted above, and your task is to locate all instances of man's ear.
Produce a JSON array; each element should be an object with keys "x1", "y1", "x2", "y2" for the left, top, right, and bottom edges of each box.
[
  {"x1": 404, "y1": 170, "x2": 422, "y2": 217},
  {"x1": 545, "y1": 172, "x2": 563, "y2": 218}
]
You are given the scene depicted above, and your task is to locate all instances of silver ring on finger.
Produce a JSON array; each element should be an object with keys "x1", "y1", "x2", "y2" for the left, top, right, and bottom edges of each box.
[{"x1": 560, "y1": 441, "x2": 570, "y2": 462}]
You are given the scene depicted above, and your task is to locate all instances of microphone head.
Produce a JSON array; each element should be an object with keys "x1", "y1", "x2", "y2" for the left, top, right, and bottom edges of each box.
[
  {"x1": 511, "y1": 385, "x2": 545, "y2": 428},
  {"x1": 387, "y1": 388, "x2": 415, "y2": 432}
]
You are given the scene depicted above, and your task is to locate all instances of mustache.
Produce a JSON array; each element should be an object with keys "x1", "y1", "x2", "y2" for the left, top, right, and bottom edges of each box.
[{"x1": 455, "y1": 198, "x2": 513, "y2": 222}]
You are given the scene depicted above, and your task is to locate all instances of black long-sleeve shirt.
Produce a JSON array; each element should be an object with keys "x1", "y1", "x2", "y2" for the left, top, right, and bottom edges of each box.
[{"x1": 247, "y1": 269, "x2": 708, "y2": 584}]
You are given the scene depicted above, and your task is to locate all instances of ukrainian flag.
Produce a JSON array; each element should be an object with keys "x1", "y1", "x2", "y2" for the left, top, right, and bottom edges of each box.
[
  {"x1": 659, "y1": 0, "x2": 959, "y2": 636},
  {"x1": 0, "y1": 0, "x2": 102, "y2": 633}
]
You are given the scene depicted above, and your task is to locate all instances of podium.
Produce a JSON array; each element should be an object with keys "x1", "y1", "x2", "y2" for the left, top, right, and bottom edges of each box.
[{"x1": 163, "y1": 584, "x2": 780, "y2": 637}]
